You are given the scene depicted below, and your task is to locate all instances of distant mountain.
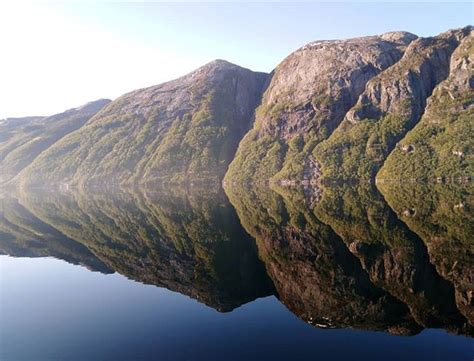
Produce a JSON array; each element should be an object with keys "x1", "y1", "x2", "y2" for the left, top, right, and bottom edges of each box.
[
  {"x1": 18, "y1": 61, "x2": 267, "y2": 188},
  {"x1": 0, "y1": 99, "x2": 110, "y2": 185}
]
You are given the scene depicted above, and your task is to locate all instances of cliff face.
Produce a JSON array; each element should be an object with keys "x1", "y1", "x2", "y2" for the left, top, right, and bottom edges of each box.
[
  {"x1": 18, "y1": 61, "x2": 267, "y2": 188},
  {"x1": 0, "y1": 99, "x2": 110, "y2": 185},
  {"x1": 224, "y1": 32, "x2": 417, "y2": 184},
  {"x1": 9, "y1": 27, "x2": 471, "y2": 188},
  {"x1": 315, "y1": 27, "x2": 472, "y2": 181},
  {"x1": 224, "y1": 26, "x2": 472, "y2": 185},
  {"x1": 378, "y1": 29, "x2": 473, "y2": 181}
]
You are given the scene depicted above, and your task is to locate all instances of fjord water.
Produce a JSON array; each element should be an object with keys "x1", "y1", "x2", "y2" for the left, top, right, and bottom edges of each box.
[{"x1": 0, "y1": 185, "x2": 472, "y2": 360}]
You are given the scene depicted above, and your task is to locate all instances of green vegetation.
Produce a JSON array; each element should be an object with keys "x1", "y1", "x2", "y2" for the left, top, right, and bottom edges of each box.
[
  {"x1": 0, "y1": 99, "x2": 109, "y2": 185},
  {"x1": 378, "y1": 34, "x2": 473, "y2": 181},
  {"x1": 378, "y1": 90, "x2": 473, "y2": 181},
  {"x1": 19, "y1": 62, "x2": 267, "y2": 188},
  {"x1": 313, "y1": 114, "x2": 412, "y2": 181}
]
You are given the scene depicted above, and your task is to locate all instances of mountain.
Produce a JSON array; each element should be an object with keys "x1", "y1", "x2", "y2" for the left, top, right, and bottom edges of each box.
[
  {"x1": 224, "y1": 26, "x2": 472, "y2": 185},
  {"x1": 224, "y1": 31, "x2": 417, "y2": 185},
  {"x1": 7, "y1": 27, "x2": 471, "y2": 188},
  {"x1": 378, "y1": 29, "x2": 473, "y2": 182},
  {"x1": 0, "y1": 99, "x2": 110, "y2": 185},
  {"x1": 18, "y1": 61, "x2": 267, "y2": 188},
  {"x1": 315, "y1": 27, "x2": 472, "y2": 182}
]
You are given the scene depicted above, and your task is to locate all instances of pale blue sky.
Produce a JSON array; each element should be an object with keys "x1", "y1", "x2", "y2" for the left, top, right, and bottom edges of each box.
[{"x1": 0, "y1": 2, "x2": 472, "y2": 118}]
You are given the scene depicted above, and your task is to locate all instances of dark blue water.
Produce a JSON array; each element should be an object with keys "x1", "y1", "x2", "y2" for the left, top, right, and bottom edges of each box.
[{"x1": 1, "y1": 256, "x2": 472, "y2": 361}]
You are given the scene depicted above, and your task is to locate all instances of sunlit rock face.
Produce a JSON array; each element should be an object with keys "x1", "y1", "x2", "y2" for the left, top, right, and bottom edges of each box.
[
  {"x1": 315, "y1": 27, "x2": 472, "y2": 182},
  {"x1": 378, "y1": 28, "x2": 473, "y2": 182},
  {"x1": 225, "y1": 32, "x2": 416, "y2": 185}
]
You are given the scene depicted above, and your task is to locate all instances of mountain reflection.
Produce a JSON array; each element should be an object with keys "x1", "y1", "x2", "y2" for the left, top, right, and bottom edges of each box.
[{"x1": 0, "y1": 184, "x2": 472, "y2": 337}]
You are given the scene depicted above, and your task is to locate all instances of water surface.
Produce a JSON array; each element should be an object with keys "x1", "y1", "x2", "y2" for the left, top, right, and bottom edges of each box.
[{"x1": 0, "y1": 184, "x2": 472, "y2": 360}]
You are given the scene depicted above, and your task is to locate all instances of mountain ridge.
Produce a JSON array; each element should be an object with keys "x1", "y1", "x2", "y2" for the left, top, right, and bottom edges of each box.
[{"x1": 2, "y1": 25, "x2": 471, "y2": 189}]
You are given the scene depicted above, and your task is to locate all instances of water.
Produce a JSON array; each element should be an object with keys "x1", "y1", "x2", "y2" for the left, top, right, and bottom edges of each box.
[{"x1": 0, "y1": 184, "x2": 472, "y2": 360}]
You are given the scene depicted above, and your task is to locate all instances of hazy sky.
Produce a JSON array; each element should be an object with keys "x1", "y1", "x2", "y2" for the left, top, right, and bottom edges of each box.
[{"x1": 0, "y1": 2, "x2": 472, "y2": 118}]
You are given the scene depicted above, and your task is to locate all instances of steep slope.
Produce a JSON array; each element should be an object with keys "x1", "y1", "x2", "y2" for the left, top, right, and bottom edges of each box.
[
  {"x1": 315, "y1": 27, "x2": 472, "y2": 182},
  {"x1": 19, "y1": 61, "x2": 267, "y2": 188},
  {"x1": 224, "y1": 32, "x2": 417, "y2": 185},
  {"x1": 378, "y1": 28, "x2": 473, "y2": 181},
  {"x1": 0, "y1": 99, "x2": 110, "y2": 185}
]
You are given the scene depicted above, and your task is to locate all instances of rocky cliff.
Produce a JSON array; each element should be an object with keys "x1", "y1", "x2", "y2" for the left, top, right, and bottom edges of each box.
[
  {"x1": 224, "y1": 32, "x2": 417, "y2": 184},
  {"x1": 378, "y1": 29, "x2": 473, "y2": 181},
  {"x1": 8, "y1": 27, "x2": 471, "y2": 188},
  {"x1": 224, "y1": 26, "x2": 472, "y2": 185}
]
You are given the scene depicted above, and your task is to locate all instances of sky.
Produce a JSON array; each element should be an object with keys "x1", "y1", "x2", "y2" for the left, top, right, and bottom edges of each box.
[{"x1": 0, "y1": 1, "x2": 472, "y2": 118}]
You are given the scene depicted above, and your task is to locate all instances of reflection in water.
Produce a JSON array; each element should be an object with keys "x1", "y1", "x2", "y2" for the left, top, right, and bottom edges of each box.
[
  {"x1": 0, "y1": 183, "x2": 472, "y2": 338},
  {"x1": 378, "y1": 182, "x2": 474, "y2": 327},
  {"x1": 8, "y1": 188, "x2": 273, "y2": 312}
]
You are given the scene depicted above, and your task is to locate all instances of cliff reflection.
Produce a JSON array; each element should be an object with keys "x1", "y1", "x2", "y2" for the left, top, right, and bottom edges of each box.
[{"x1": 0, "y1": 183, "x2": 471, "y2": 337}]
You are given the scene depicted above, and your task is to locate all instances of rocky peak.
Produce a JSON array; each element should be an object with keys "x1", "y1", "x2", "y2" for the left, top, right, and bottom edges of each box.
[
  {"x1": 380, "y1": 31, "x2": 418, "y2": 45},
  {"x1": 98, "y1": 59, "x2": 267, "y2": 119},
  {"x1": 345, "y1": 27, "x2": 471, "y2": 124},
  {"x1": 258, "y1": 33, "x2": 417, "y2": 140}
]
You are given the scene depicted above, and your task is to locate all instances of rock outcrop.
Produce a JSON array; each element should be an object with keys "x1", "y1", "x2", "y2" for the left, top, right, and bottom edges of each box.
[
  {"x1": 378, "y1": 27, "x2": 473, "y2": 181},
  {"x1": 314, "y1": 27, "x2": 472, "y2": 181},
  {"x1": 224, "y1": 32, "x2": 417, "y2": 185}
]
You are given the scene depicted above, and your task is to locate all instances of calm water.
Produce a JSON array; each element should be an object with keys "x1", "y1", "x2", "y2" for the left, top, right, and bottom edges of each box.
[{"x1": 0, "y1": 184, "x2": 472, "y2": 360}]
